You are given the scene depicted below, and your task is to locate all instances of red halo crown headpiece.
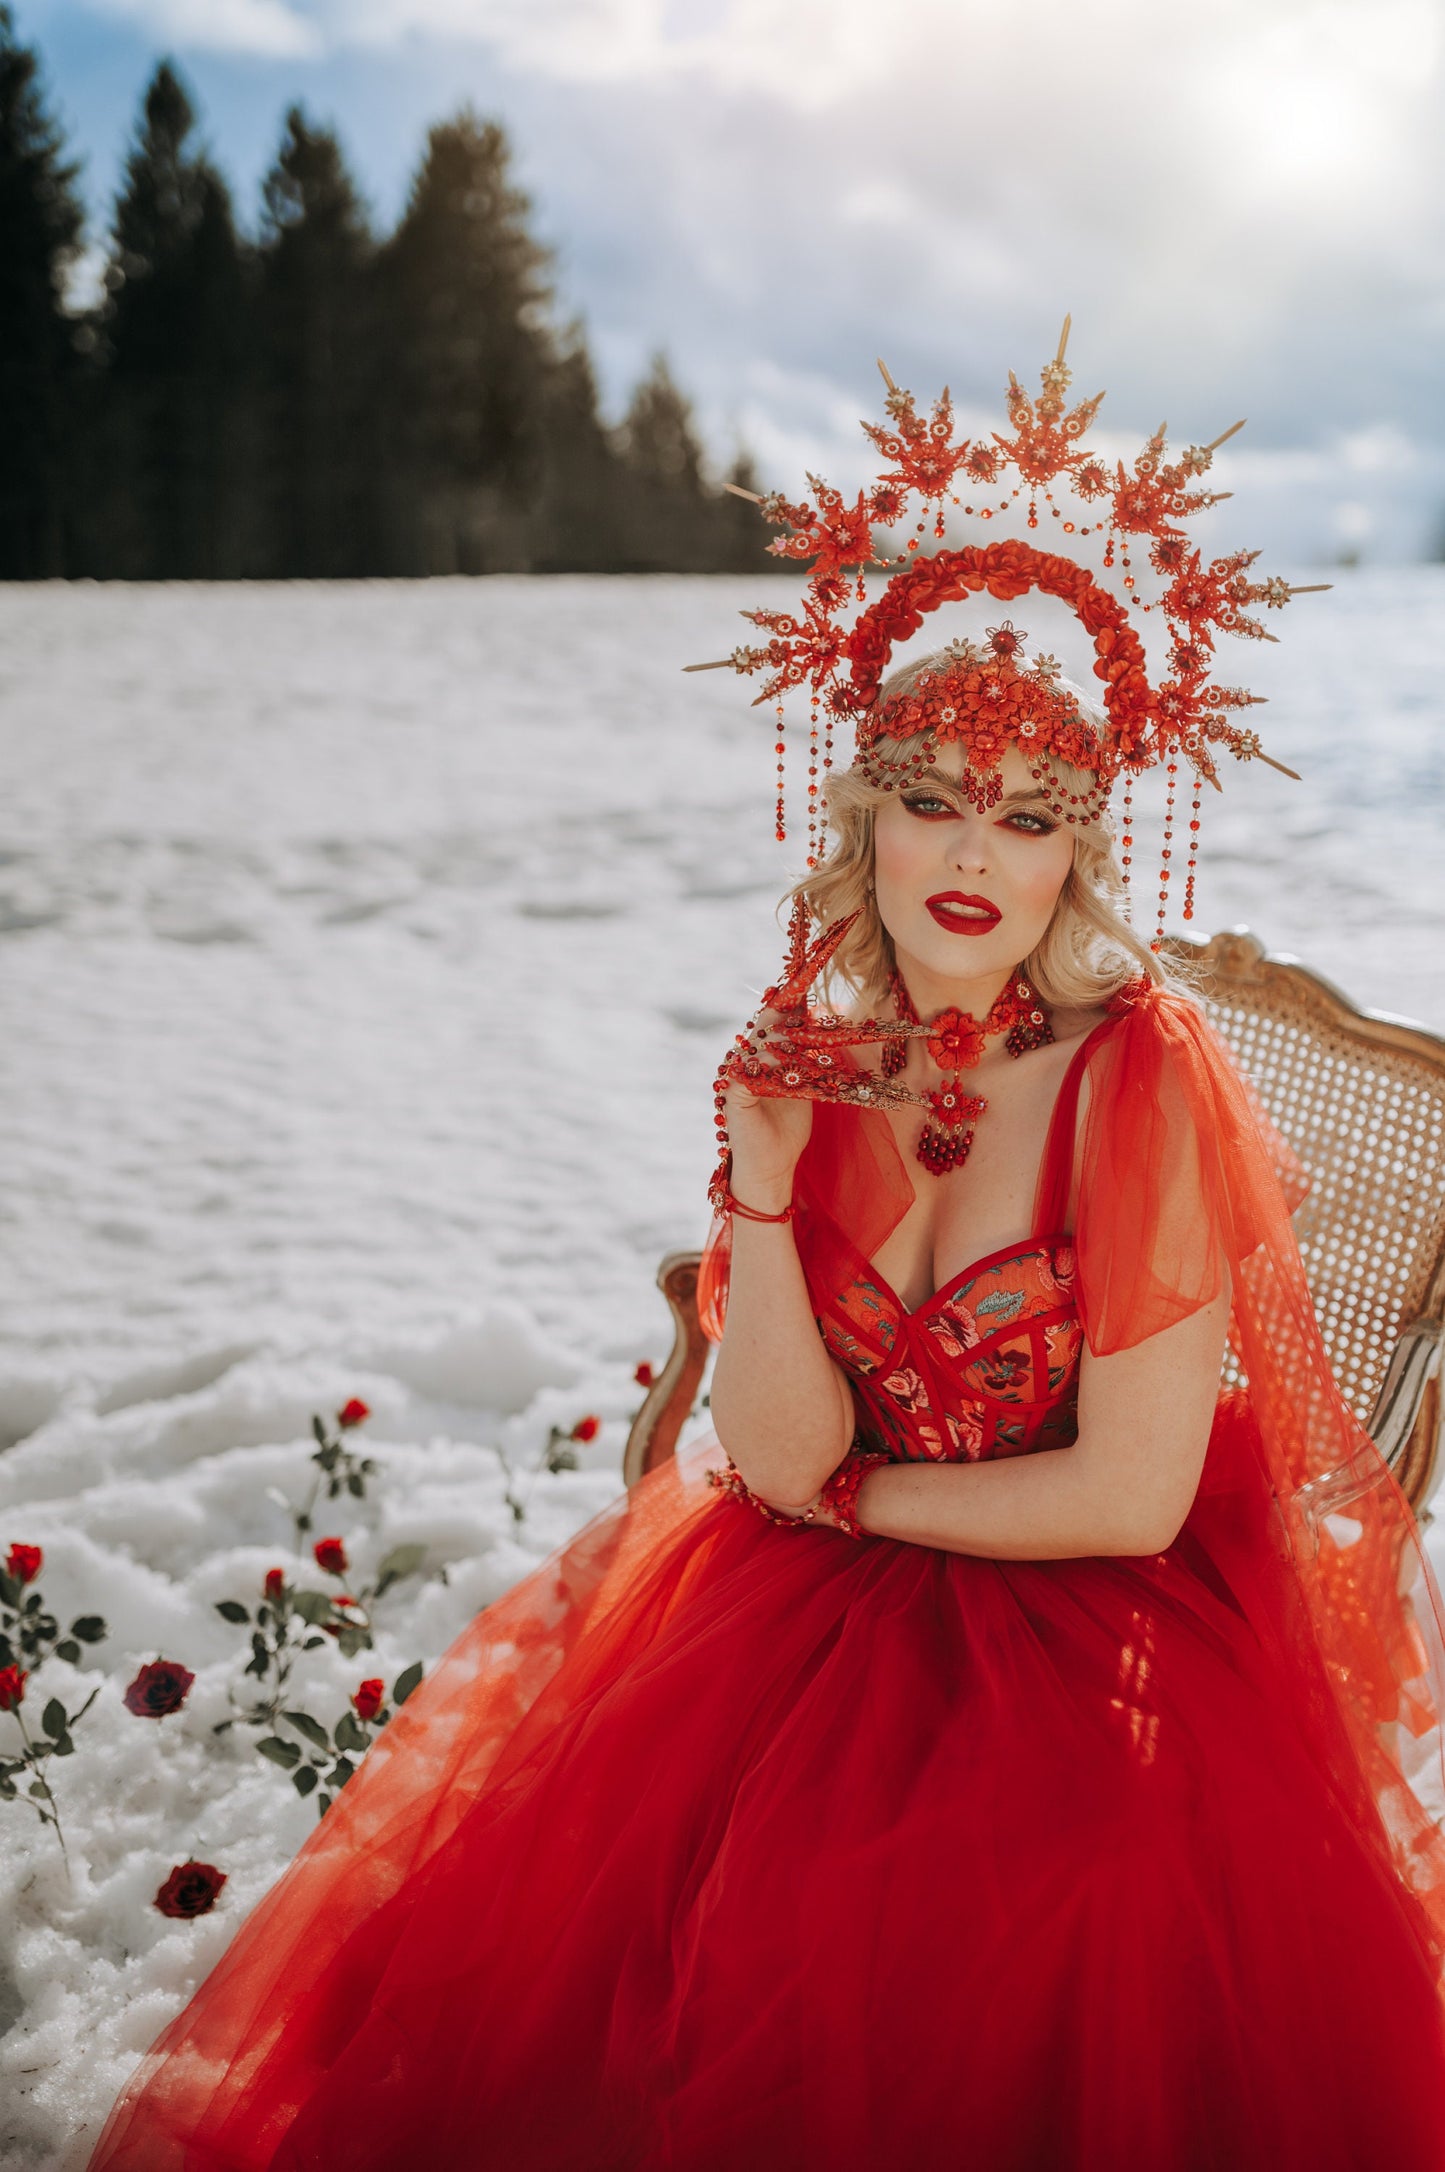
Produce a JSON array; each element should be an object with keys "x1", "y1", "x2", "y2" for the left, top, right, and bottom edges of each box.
[{"x1": 686, "y1": 318, "x2": 1326, "y2": 937}]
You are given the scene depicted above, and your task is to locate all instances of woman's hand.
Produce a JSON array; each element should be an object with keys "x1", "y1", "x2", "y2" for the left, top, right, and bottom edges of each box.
[{"x1": 722, "y1": 1076, "x2": 814, "y2": 1206}]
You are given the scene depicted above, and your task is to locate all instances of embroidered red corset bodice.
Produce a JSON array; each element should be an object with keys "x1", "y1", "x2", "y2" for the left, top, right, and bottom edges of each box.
[{"x1": 795, "y1": 1026, "x2": 1097, "y2": 1468}]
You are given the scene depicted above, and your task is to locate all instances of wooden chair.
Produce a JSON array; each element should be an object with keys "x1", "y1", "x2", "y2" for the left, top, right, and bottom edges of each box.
[{"x1": 623, "y1": 930, "x2": 1445, "y2": 1521}]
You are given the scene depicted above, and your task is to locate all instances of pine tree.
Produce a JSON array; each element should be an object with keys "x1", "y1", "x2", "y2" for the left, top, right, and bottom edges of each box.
[
  {"x1": 374, "y1": 110, "x2": 554, "y2": 572},
  {"x1": 258, "y1": 106, "x2": 375, "y2": 575},
  {"x1": 0, "y1": 6, "x2": 85, "y2": 577},
  {"x1": 96, "y1": 61, "x2": 257, "y2": 576},
  {"x1": 616, "y1": 352, "x2": 721, "y2": 571}
]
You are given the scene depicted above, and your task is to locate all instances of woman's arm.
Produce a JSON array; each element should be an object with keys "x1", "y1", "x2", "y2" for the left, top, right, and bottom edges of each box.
[
  {"x1": 851, "y1": 1287, "x2": 1231, "y2": 1559},
  {"x1": 708, "y1": 1183, "x2": 857, "y2": 1506},
  {"x1": 707, "y1": 1073, "x2": 857, "y2": 1508}
]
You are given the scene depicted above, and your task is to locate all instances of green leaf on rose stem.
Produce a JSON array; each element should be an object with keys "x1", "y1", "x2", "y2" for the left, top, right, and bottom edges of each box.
[
  {"x1": 0, "y1": 1572, "x2": 18, "y2": 1607},
  {"x1": 245, "y1": 1651, "x2": 269, "y2": 1679},
  {"x1": 333, "y1": 1711, "x2": 367, "y2": 1754},
  {"x1": 0, "y1": 1776, "x2": 14, "y2": 1800},
  {"x1": 23, "y1": 1592, "x2": 42, "y2": 1614},
  {"x1": 330, "y1": 1755, "x2": 356, "y2": 1785},
  {"x1": 256, "y1": 1735, "x2": 301, "y2": 1770},
  {"x1": 346, "y1": 1473, "x2": 364, "y2": 1498},
  {"x1": 302, "y1": 1636, "x2": 326, "y2": 1651},
  {"x1": 0, "y1": 1635, "x2": 13, "y2": 1668},
  {"x1": 335, "y1": 1627, "x2": 371, "y2": 1661},
  {"x1": 215, "y1": 1600, "x2": 250, "y2": 1624},
  {"x1": 41, "y1": 1699, "x2": 66, "y2": 1739},
  {"x1": 54, "y1": 1640, "x2": 80, "y2": 1665},
  {"x1": 362, "y1": 1459, "x2": 377, "y2": 1476},
  {"x1": 317, "y1": 1792, "x2": 333, "y2": 1815},
  {"x1": 312, "y1": 1415, "x2": 327, "y2": 1447},
  {"x1": 392, "y1": 1662, "x2": 424, "y2": 1707},
  {"x1": 53, "y1": 1735, "x2": 74, "y2": 1756},
  {"x1": 293, "y1": 1764, "x2": 319, "y2": 1797},
  {"x1": 295, "y1": 1512, "x2": 312, "y2": 1534},
  {"x1": 213, "y1": 1718, "x2": 234, "y2": 1734},
  {"x1": 29, "y1": 1778, "x2": 49, "y2": 1798},
  {"x1": 71, "y1": 1616, "x2": 107, "y2": 1643},
  {"x1": 281, "y1": 1710, "x2": 331, "y2": 1753},
  {"x1": 376, "y1": 1543, "x2": 427, "y2": 1589},
  {"x1": 290, "y1": 1590, "x2": 333, "y2": 1627}
]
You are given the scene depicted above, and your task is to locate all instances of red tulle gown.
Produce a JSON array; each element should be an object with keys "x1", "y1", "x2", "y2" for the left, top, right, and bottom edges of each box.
[{"x1": 90, "y1": 988, "x2": 1445, "y2": 2170}]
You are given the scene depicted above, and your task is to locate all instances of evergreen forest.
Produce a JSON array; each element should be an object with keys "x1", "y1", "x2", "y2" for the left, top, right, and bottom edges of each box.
[{"x1": 0, "y1": 8, "x2": 773, "y2": 579}]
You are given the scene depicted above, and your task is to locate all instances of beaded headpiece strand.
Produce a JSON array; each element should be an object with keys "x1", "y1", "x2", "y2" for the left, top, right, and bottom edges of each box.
[{"x1": 686, "y1": 317, "x2": 1327, "y2": 946}]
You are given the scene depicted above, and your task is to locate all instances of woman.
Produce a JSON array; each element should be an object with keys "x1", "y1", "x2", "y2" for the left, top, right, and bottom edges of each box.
[{"x1": 89, "y1": 342, "x2": 1445, "y2": 2169}]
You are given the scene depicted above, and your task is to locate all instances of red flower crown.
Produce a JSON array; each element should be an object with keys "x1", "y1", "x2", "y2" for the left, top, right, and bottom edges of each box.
[{"x1": 686, "y1": 319, "x2": 1326, "y2": 933}]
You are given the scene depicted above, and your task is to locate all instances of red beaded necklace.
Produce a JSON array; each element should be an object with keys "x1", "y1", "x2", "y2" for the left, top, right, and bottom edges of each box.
[{"x1": 882, "y1": 966, "x2": 1054, "y2": 1175}]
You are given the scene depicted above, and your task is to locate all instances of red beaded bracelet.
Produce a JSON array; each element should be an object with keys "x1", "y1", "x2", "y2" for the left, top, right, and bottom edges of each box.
[
  {"x1": 708, "y1": 1462, "x2": 818, "y2": 1526},
  {"x1": 724, "y1": 1188, "x2": 795, "y2": 1224},
  {"x1": 818, "y1": 1449, "x2": 892, "y2": 1538}
]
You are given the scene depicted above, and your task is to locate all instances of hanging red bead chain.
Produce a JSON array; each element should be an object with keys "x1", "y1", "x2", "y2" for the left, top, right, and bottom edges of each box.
[{"x1": 883, "y1": 966, "x2": 1054, "y2": 1176}]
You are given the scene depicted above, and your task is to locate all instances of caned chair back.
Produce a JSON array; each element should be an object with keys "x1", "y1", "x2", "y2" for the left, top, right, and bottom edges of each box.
[{"x1": 1162, "y1": 929, "x2": 1445, "y2": 1511}]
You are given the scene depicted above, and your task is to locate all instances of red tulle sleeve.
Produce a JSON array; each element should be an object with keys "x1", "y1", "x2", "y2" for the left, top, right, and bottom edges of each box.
[
  {"x1": 1075, "y1": 985, "x2": 1445, "y2": 1947},
  {"x1": 699, "y1": 1097, "x2": 915, "y2": 1345}
]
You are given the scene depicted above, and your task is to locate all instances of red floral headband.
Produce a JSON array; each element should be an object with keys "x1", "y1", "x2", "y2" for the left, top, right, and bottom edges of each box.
[{"x1": 687, "y1": 319, "x2": 1327, "y2": 943}]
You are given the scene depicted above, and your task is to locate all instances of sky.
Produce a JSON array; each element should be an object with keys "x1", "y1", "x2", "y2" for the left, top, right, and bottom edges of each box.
[{"x1": 15, "y1": 0, "x2": 1445, "y2": 563}]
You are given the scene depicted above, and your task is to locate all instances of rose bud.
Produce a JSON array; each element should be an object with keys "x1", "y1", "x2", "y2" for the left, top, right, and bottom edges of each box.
[
  {"x1": 263, "y1": 1568, "x2": 287, "y2": 1603},
  {"x1": 337, "y1": 1398, "x2": 370, "y2": 1430},
  {"x1": 570, "y1": 1415, "x2": 601, "y2": 1444},
  {"x1": 633, "y1": 1362, "x2": 655, "y2": 1389},
  {"x1": 153, "y1": 1860, "x2": 227, "y2": 1920},
  {"x1": 313, "y1": 1537, "x2": 348, "y2": 1577},
  {"x1": 0, "y1": 1664, "x2": 27, "y2": 1712},
  {"x1": 5, "y1": 1543, "x2": 42, "y2": 1586},
  {"x1": 352, "y1": 1678, "x2": 385, "y2": 1722},
  {"x1": 122, "y1": 1659, "x2": 196, "y2": 1719}
]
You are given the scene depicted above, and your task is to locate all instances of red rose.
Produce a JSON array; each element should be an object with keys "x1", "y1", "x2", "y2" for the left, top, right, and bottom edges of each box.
[
  {"x1": 633, "y1": 1362, "x2": 655, "y2": 1389},
  {"x1": 352, "y1": 1678, "x2": 384, "y2": 1721},
  {"x1": 123, "y1": 1659, "x2": 195, "y2": 1718},
  {"x1": 313, "y1": 1537, "x2": 348, "y2": 1576},
  {"x1": 154, "y1": 1860, "x2": 227, "y2": 1919},
  {"x1": 5, "y1": 1543, "x2": 42, "y2": 1586},
  {"x1": 337, "y1": 1398, "x2": 370, "y2": 1430},
  {"x1": 570, "y1": 1415, "x2": 601, "y2": 1444},
  {"x1": 0, "y1": 1664, "x2": 27, "y2": 1711},
  {"x1": 263, "y1": 1568, "x2": 286, "y2": 1603}
]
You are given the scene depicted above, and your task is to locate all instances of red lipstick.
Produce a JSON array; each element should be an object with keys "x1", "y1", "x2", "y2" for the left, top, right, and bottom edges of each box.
[{"x1": 926, "y1": 891, "x2": 1001, "y2": 936}]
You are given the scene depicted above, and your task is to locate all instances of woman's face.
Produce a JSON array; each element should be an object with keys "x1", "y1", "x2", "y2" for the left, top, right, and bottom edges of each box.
[{"x1": 870, "y1": 741, "x2": 1076, "y2": 998}]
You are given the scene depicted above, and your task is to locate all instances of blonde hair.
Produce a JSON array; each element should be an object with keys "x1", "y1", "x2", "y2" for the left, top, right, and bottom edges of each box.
[{"x1": 787, "y1": 648, "x2": 1168, "y2": 1013}]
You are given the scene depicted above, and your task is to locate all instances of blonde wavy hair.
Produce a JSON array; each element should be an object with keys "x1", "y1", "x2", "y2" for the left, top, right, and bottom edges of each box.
[{"x1": 787, "y1": 648, "x2": 1168, "y2": 1015}]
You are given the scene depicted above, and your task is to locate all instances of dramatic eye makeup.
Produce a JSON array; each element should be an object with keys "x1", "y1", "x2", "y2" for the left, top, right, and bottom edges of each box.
[{"x1": 898, "y1": 783, "x2": 1059, "y2": 835}]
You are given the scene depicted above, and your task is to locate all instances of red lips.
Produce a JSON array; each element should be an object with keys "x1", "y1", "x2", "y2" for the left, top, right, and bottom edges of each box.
[{"x1": 925, "y1": 892, "x2": 1001, "y2": 936}]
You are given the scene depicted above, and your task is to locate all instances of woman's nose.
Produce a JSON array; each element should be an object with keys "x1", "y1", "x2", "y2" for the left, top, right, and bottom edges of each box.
[{"x1": 947, "y1": 818, "x2": 992, "y2": 874}]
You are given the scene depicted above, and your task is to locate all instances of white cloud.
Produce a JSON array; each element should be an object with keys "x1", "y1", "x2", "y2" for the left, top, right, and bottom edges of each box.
[{"x1": 86, "y1": 0, "x2": 321, "y2": 57}]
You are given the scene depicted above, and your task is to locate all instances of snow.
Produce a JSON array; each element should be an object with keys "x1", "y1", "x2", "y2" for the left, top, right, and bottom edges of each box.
[{"x1": 0, "y1": 569, "x2": 1443, "y2": 2165}]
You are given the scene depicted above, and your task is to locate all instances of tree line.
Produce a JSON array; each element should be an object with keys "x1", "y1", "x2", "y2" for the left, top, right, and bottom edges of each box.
[{"x1": 0, "y1": 8, "x2": 772, "y2": 579}]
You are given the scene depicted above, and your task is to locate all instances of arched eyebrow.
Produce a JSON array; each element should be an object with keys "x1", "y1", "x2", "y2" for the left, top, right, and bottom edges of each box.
[{"x1": 906, "y1": 769, "x2": 1051, "y2": 805}]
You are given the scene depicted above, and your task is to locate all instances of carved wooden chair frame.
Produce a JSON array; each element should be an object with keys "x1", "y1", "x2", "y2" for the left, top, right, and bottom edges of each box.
[{"x1": 624, "y1": 930, "x2": 1445, "y2": 1524}]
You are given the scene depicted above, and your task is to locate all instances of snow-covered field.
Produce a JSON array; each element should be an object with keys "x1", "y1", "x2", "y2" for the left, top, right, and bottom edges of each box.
[{"x1": 1, "y1": 570, "x2": 1443, "y2": 2164}]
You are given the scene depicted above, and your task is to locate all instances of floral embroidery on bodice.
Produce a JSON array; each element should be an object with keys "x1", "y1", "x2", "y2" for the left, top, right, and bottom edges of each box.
[{"x1": 807, "y1": 1235, "x2": 1084, "y2": 1465}]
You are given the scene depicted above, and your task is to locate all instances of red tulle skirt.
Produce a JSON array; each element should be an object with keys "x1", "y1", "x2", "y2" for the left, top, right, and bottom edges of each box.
[{"x1": 92, "y1": 1406, "x2": 1445, "y2": 2172}]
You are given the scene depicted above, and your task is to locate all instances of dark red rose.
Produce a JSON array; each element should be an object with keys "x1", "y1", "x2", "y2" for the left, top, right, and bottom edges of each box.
[
  {"x1": 336, "y1": 1398, "x2": 370, "y2": 1430},
  {"x1": 123, "y1": 1659, "x2": 195, "y2": 1719},
  {"x1": 154, "y1": 1860, "x2": 227, "y2": 1919},
  {"x1": 0, "y1": 1664, "x2": 27, "y2": 1711},
  {"x1": 570, "y1": 1415, "x2": 601, "y2": 1444},
  {"x1": 633, "y1": 1362, "x2": 655, "y2": 1389},
  {"x1": 263, "y1": 1568, "x2": 286, "y2": 1603},
  {"x1": 352, "y1": 1678, "x2": 384, "y2": 1721},
  {"x1": 5, "y1": 1543, "x2": 42, "y2": 1586},
  {"x1": 313, "y1": 1537, "x2": 347, "y2": 1576}
]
